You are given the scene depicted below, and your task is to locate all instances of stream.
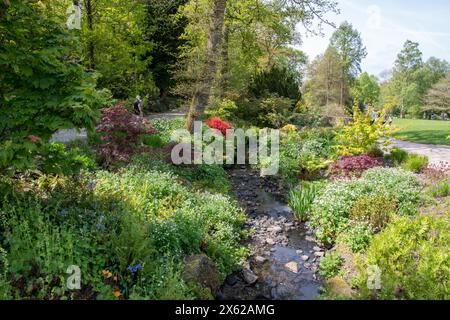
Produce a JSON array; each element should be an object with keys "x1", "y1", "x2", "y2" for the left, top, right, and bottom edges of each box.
[{"x1": 218, "y1": 167, "x2": 324, "y2": 300}]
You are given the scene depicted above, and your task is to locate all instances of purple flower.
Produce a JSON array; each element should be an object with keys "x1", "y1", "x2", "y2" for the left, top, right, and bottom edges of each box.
[
  {"x1": 59, "y1": 208, "x2": 68, "y2": 217},
  {"x1": 127, "y1": 263, "x2": 143, "y2": 273}
]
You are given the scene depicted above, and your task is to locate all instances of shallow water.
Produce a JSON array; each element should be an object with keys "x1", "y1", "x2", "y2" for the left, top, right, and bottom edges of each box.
[{"x1": 219, "y1": 168, "x2": 322, "y2": 300}]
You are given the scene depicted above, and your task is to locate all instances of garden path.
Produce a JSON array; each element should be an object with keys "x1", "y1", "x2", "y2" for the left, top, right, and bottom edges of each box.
[{"x1": 389, "y1": 139, "x2": 450, "y2": 164}]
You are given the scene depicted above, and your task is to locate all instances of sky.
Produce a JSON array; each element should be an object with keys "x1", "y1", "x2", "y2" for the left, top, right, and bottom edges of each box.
[{"x1": 297, "y1": 0, "x2": 450, "y2": 79}]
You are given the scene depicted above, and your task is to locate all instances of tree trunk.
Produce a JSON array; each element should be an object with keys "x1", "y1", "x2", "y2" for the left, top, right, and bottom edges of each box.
[
  {"x1": 84, "y1": 0, "x2": 95, "y2": 70},
  {"x1": 219, "y1": 20, "x2": 230, "y2": 99},
  {"x1": 185, "y1": 0, "x2": 227, "y2": 132},
  {"x1": 340, "y1": 69, "x2": 344, "y2": 108}
]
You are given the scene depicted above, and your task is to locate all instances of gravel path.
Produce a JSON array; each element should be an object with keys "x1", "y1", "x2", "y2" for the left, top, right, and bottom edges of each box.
[
  {"x1": 389, "y1": 139, "x2": 450, "y2": 164},
  {"x1": 50, "y1": 112, "x2": 187, "y2": 143}
]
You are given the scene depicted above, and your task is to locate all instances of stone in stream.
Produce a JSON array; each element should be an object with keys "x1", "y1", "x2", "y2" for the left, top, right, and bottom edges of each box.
[
  {"x1": 301, "y1": 255, "x2": 310, "y2": 261},
  {"x1": 266, "y1": 238, "x2": 276, "y2": 245},
  {"x1": 267, "y1": 226, "x2": 282, "y2": 233},
  {"x1": 296, "y1": 250, "x2": 303, "y2": 255},
  {"x1": 255, "y1": 256, "x2": 267, "y2": 264},
  {"x1": 313, "y1": 246, "x2": 323, "y2": 252},
  {"x1": 314, "y1": 251, "x2": 325, "y2": 257},
  {"x1": 285, "y1": 261, "x2": 299, "y2": 274},
  {"x1": 242, "y1": 269, "x2": 258, "y2": 285}
]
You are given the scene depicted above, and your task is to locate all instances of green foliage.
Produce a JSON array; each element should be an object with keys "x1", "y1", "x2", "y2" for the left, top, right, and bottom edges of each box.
[
  {"x1": 356, "y1": 214, "x2": 450, "y2": 300},
  {"x1": 388, "y1": 148, "x2": 409, "y2": 165},
  {"x1": 337, "y1": 223, "x2": 373, "y2": 253},
  {"x1": 288, "y1": 182, "x2": 319, "y2": 222},
  {"x1": 0, "y1": 157, "x2": 245, "y2": 299},
  {"x1": 352, "y1": 72, "x2": 380, "y2": 106},
  {"x1": 430, "y1": 179, "x2": 450, "y2": 198},
  {"x1": 311, "y1": 168, "x2": 422, "y2": 245},
  {"x1": 151, "y1": 118, "x2": 186, "y2": 144},
  {"x1": 248, "y1": 65, "x2": 301, "y2": 100},
  {"x1": 280, "y1": 128, "x2": 336, "y2": 182},
  {"x1": 205, "y1": 99, "x2": 239, "y2": 121},
  {"x1": 350, "y1": 194, "x2": 396, "y2": 233},
  {"x1": 144, "y1": 0, "x2": 188, "y2": 105},
  {"x1": 319, "y1": 251, "x2": 344, "y2": 279},
  {"x1": 335, "y1": 106, "x2": 398, "y2": 155},
  {"x1": 37, "y1": 143, "x2": 97, "y2": 175},
  {"x1": 0, "y1": 2, "x2": 106, "y2": 172},
  {"x1": 401, "y1": 154, "x2": 429, "y2": 173}
]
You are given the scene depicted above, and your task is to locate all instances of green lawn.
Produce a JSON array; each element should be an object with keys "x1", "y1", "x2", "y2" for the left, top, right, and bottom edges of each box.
[{"x1": 393, "y1": 119, "x2": 450, "y2": 145}]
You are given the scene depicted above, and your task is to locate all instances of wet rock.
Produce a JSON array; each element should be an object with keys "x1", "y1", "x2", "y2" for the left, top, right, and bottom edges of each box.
[
  {"x1": 242, "y1": 269, "x2": 258, "y2": 285},
  {"x1": 183, "y1": 254, "x2": 221, "y2": 294},
  {"x1": 285, "y1": 261, "x2": 299, "y2": 274},
  {"x1": 267, "y1": 226, "x2": 282, "y2": 233},
  {"x1": 305, "y1": 236, "x2": 315, "y2": 242},
  {"x1": 313, "y1": 246, "x2": 323, "y2": 252},
  {"x1": 255, "y1": 256, "x2": 267, "y2": 264},
  {"x1": 225, "y1": 274, "x2": 239, "y2": 286},
  {"x1": 266, "y1": 238, "x2": 275, "y2": 245},
  {"x1": 301, "y1": 255, "x2": 310, "y2": 261},
  {"x1": 296, "y1": 250, "x2": 303, "y2": 255},
  {"x1": 314, "y1": 251, "x2": 325, "y2": 257}
]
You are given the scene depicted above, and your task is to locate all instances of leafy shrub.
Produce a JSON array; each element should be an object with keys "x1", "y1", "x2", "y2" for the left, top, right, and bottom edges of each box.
[
  {"x1": 205, "y1": 99, "x2": 239, "y2": 121},
  {"x1": 0, "y1": 1, "x2": 108, "y2": 172},
  {"x1": 335, "y1": 106, "x2": 397, "y2": 156},
  {"x1": 402, "y1": 154, "x2": 429, "y2": 173},
  {"x1": 337, "y1": 223, "x2": 373, "y2": 253},
  {"x1": 366, "y1": 144, "x2": 384, "y2": 158},
  {"x1": 280, "y1": 129, "x2": 336, "y2": 182},
  {"x1": 151, "y1": 118, "x2": 186, "y2": 144},
  {"x1": 388, "y1": 148, "x2": 409, "y2": 166},
  {"x1": 330, "y1": 155, "x2": 381, "y2": 178},
  {"x1": 350, "y1": 194, "x2": 396, "y2": 233},
  {"x1": 356, "y1": 215, "x2": 450, "y2": 300},
  {"x1": 362, "y1": 168, "x2": 422, "y2": 216},
  {"x1": 248, "y1": 65, "x2": 300, "y2": 100},
  {"x1": 37, "y1": 143, "x2": 97, "y2": 175},
  {"x1": 205, "y1": 117, "x2": 232, "y2": 136},
  {"x1": 96, "y1": 105, "x2": 157, "y2": 164},
  {"x1": 288, "y1": 182, "x2": 319, "y2": 222},
  {"x1": 319, "y1": 251, "x2": 344, "y2": 279},
  {"x1": 311, "y1": 168, "x2": 422, "y2": 245}
]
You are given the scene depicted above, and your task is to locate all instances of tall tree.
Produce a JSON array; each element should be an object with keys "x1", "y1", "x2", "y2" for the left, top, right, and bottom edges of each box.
[
  {"x1": 423, "y1": 73, "x2": 450, "y2": 118},
  {"x1": 144, "y1": 0, "x2": 188, "y2": 107},
  {"x1": 330, "y1": 21, "x2": 367, "y2": 108},
  {"x1": 303, "y1": 46, "x2": 342, "y2": 108},
  {"x1": 185, "y1": 0, "x2": 228, "y2": 132},
  {"x1": 352, "y1": 72, "x2": 380, "y2": 106}
]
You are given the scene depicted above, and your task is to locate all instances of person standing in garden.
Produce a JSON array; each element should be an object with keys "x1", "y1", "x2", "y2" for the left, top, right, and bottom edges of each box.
[{"x1": 134, "y1": 95, "x2": 143, "y2": 117}]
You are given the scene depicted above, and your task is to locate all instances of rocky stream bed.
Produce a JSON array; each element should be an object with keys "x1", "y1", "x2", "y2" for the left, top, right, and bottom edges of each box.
[{"x1": 217, "y1": 167, "x2": 325, "y2": 300}]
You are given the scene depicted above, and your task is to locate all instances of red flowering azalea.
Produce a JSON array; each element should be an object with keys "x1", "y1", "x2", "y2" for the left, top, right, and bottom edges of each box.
[{"x1": 205, "y1": 117, "x2": 232, "y2": 136}]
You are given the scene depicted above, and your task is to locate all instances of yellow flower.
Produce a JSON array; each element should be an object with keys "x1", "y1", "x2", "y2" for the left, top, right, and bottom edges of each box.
[{"x1": 102, "y1": 270, "x2": 113, "y2": 278}]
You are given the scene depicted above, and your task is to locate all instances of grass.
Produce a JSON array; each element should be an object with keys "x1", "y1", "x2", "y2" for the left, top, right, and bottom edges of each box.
[{"x1": 393, "y1": 119, "x2": 450, "y2": 145}]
